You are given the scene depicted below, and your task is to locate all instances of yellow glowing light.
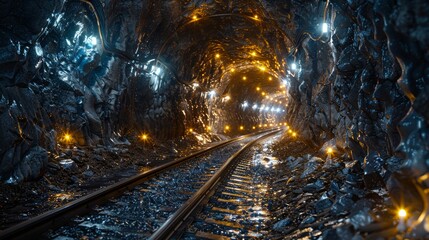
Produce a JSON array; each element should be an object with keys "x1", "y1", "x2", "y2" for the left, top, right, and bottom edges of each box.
[
  {"x1": 207, "y1": 126, "x2": 212, "y2": 131},
  {"x1": 215, "y1": 53, "x2": 220, "y2": 59},
  {"x1": 398, "y1": 209, "x2": 407, "y2": 218},
  {"x1": 240, "y1": 126, "x2": 244, "y2": 130},
  {"x1": 264, "y1": 124, "x2": 268, "y2": 127},
  {"x1": 262, "y1": 92, "x2": 266, "y2": 96},
  {"x1": 259, "y1": 66, "x2": 266, "y2": 71},
  {"x1": 192, "y1": 15, "x2": 198, "y2": 20},
  {"x1": 292, "y1": 132, "x2": 297, "y2": 137},
  {"x1": 252, "y1": 126, "x2": 256, "y2": 129},
  {"x1": 140, "y1": 133, "x2": 149, "y2": 141},
  {"x1": 231, "y1": 68, "x2": 235, "y2": 72},
  {"x1": 189, "y1": 128, "x2": 193, "y2": 132},
  {"x1": 288, "y1": 129, "x2": 292, "y2": 133},
  {"x1": 63, "y1": 133, "x2": 72, "y2": 143},
  {"x1": 259, "y1": 124, "x2": 262, "y2": 128},
  {"x1": 256, "y1": 87, "x2": 260, "y2": 91},
  {"x1": 269, "y1": 123, "x2": 273, "y2": 127},
  {"x1": 327, "y1": 147, "x2": 334, "y2": 154},
  {"x1": 251, "y1": 51, "x2": 256, "y2": 56},
  {"x1": 225, "y1": 125, "x2": 230, "y2": 130},
  {"x1": 283, "y1": 91, "x2": 286, "y2": 94},
  {"x1": 242, "y1": 76, "x2": 247, "y2": 80},
  {"x1": 254, "y1": 15, "x2": 258, "y2": 19},
  {"x1": 268, "y1": 77, "x2": 272, "y2": 81}
]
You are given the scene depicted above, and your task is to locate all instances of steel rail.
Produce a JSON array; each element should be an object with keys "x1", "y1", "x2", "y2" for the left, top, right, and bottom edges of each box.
[
  {"x1": 0, "y1": 129, "x2": 278, "y2": 239},
  {"x1": 150, "y1": 129, "x2": 281, "y2": 240}
]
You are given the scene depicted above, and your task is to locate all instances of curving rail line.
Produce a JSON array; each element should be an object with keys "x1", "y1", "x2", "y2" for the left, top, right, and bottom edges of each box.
[{"x1": 0, "y1": 129, "x2": 280, "y2": 239}]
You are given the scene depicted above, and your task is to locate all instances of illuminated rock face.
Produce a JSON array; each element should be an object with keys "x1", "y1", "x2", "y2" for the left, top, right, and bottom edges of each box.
[{"x1": 0, "y1": 0, "x2": 428, "y2": 187}]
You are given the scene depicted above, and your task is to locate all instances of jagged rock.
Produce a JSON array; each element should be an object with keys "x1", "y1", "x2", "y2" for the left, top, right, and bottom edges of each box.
[
  {"x1": 315, "y1": 197, "x2": 332, "y2": 213},
  {"x1": 82, "y1": 169, "x2": 94, "y2": 178},
  {"x1": 300, "y1": 216, "x2": 316, "y2": 225},
  {"x1": 349, "y1": 199, "x2": 374, "y2": 230},
  {"x1": 301, "y1": 157, "x2": 323, "y2": 178},
  {"x1": 59, "y1": 159, "x2": 78, "y2": 171},
  {"x1": 273, "y1": 218, "x2": 291, "y2": 231},
  {"x1": 331, "y1": 194, "x2": 355, "y2": 215},
  {"x1": 8, "y1": 147, "x2": 48, "y2": 183},
  {"x1": 303, "y1": 179, "x2": 325, "y2": 192}
]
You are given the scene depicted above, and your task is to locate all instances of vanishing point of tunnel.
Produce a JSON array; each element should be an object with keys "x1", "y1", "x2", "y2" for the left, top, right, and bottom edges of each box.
[{"x1": 0, "y1": 0, "x2": 428, "y2": 239}]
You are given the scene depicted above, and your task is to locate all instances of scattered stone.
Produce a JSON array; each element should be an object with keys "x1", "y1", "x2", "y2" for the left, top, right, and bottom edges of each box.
[
  {"x1": 301, "y1": 157, "x2": 323, "y2": 178},
  {"x1": 349, "y1": 200, "x2": 374, "y2": 230},
  {"x1": 82, "y1": 169, "x2": 94, "y2": 178},
  {"x1": 300, "y1": 216, "x2": 316, "y2": 225},
  {"x1": 303, "y1": 179, "x2": 324, "y2": 192},
  {"x1": 315, "y1": 197, "x2": 333, "y2": 213},
  {"x1": 93, "y1": 154, "x2": 104, "y2": 161},
  {"x1": 331, "y1": 195, "x2": 354, "y2": 215},
  {"x1": 48, "y1": 184, "x2": 62, "y2": 191},
  {"x1": 59, "y1": 159, "x2": 78, "y2": 171},
  {"x1": 273, "y1": 218, "x2": 291, "y2": 231}
]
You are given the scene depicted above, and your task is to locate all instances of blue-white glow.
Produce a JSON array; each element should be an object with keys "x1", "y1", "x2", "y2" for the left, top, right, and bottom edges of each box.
[
  {"x1": 209, "y1": 90, "x2": 216, "y2": 98},
  {"x1": 322, "y1": 22, "x2": 329, "y2": 33},
  {"x1": 291, "y1": 63, "x2": 297, "y2": 71}
]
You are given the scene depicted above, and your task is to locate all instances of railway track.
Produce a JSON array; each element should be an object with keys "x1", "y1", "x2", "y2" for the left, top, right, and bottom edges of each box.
[
  {"x1": 151, "y1": 134, "x2": 281, "y2": 239},
  {"x1": 0, "y1": 129, "x2": 281, "y2": 239}
]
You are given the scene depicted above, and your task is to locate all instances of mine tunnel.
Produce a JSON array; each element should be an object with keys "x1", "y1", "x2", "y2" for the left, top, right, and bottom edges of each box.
[{"x1": 0, "y1": 0, "x2": 428, "y2": 239}]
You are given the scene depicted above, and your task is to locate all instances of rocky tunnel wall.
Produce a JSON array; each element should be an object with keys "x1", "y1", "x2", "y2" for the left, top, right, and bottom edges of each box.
[
  {"x1": 284, "y1": 0, "x2": 429, "y2": 191},
  {"x1": 0, "y1": 0, "x2": 211, "y2": 182}
]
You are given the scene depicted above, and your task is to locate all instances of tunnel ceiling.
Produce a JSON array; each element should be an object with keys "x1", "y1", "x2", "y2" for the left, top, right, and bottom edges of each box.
[{"x1": 135, "y1": 0, "x2": 297, "y2": 104}]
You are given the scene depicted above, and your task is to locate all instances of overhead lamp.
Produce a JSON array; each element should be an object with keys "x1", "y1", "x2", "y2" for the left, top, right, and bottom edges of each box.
[
  {"x1": 268, "y1": 77, "x2": 272, "y2": 81},
  {"x1": 291, "y1": 63, "x2": 297, "y2": 71},
  {"x1": 242, "y1": 76, "x2": 247, "y2": 80},
  {"x1": 398, "y1": 209, "x2": 407, "y2": 218},
  {"x1": 209, "y1": 90, "x2": 216, "y2": 98},
  {"x1": 89, "y1": 36, "x2": 97, "y2": 46},
  {"x1": 215, "y1": 53, "x2": 220, "y2": 59},
  {"x1": 322, "y1": 22, "x2": 329, "y2": 33},
  {"x1": 140, "y1": 133, "x2": 149, "y2": 141},
  {"x1": 252, "y1": 104, "x2": 258, "y2": 109}
]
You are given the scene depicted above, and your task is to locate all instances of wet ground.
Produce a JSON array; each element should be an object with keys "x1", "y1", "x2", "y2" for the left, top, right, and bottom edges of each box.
[
  {"x1": 0, "y1": 133, "x2": 220, "y2": 230},
  {"x1": 0, "y1": 132, "x2": 402, "y2": 239}
]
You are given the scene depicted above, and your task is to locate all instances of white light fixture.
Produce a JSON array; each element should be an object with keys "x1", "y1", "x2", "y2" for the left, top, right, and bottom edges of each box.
[
  {"x1": 209, "y1": 90, "x2": 216, "y2": 98},
  {"x1": 291, "y1": 63, "x2": 297, "y2": 71},
  {"x1": 252, "y1": 104, "x2": 258, "y2": 109},
  {"x1": 322, "y1": 22, "x2": 329, "y2": 33},
  {"x1": 89, "y1": 36, "x2": 97, "y2": 46}
]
